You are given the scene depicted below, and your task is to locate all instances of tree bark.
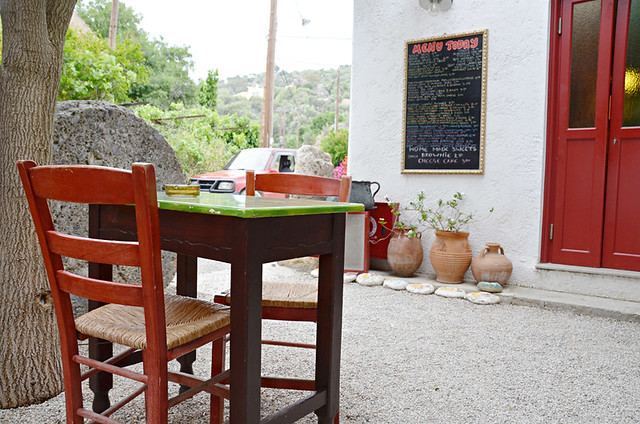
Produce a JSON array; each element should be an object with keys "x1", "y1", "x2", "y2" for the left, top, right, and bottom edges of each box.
[{"x1": 0, "y1": 0, "x2": 76, "y2": 408}]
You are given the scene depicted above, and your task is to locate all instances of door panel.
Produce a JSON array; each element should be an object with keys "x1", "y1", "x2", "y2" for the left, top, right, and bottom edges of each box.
[
  {"x1": 548, "y1": 0, "x2": 615, "y2": 267},
  {"x1": 559, "y1": 137, "x2": 599, "y2": 254},
  {"x1": 602, "y1": 0, "x2": 640, "y2": 270}
]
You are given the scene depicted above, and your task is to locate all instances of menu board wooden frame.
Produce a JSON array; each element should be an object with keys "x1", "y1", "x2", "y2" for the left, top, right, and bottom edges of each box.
[{"x1": 402, "y1": 30, "x2": 488, "y2": 174}]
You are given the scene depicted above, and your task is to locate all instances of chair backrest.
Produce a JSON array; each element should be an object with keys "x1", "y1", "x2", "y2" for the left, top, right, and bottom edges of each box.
[
  {"x1": 17, "y1": 161, "x2": 166, "y2": 345},
  {"x1": 245, "y1": 170, "x2": 352, "y2": 202}
]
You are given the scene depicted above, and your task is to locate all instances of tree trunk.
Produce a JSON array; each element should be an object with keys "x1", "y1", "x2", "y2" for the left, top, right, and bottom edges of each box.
[
  {"x1": 108, "y1": 0, "x2": 119, "y2": 50},
  {"x1": 0, "y1": 0, "x2": 76, "y2": 408}
]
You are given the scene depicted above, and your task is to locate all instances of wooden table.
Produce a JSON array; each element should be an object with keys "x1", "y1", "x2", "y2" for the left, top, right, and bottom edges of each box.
[{"x1": 88, "y1": 192, "x2": 363, "y2": 423}]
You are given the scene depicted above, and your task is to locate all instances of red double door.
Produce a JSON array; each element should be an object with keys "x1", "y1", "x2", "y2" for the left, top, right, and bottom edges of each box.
[{"x1": 543, "y1": 0, "x2": 640, "y2": 271}]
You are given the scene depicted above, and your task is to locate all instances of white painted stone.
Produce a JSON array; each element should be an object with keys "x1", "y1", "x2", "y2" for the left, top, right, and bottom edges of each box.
[
  {"x1": 312, "y1": 269, "x2": 361, "y2": 283},
  {"x1": 435, "y1": 287, "x2": 466, "y2": 298},
  {"x1": 356, "y1": 273, "x2": 385, "y2": 286},
  {"x1": 477, "y1": 281, "x2": 503, "y2": 293},
  {"x1": 406, "y1": 283, "x2": 435, "y2": 295},
  {"x1": 344, "y1": 273, "x2": 357, "y2": 283},
  {"x1": 383, "y1": 278, "x2": 410, "y2": 290},
  {"x1": 466, "y1": 291, "x2": 501, "y2": 305}
]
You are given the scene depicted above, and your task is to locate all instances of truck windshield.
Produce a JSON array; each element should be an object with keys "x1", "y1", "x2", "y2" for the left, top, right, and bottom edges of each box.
[{"x1": 223, "y1": 149, "x2": 272, "y2": 170}]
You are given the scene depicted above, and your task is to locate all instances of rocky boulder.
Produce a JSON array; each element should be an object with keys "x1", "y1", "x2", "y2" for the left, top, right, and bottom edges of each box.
[
  {"x1": 52, "y1": 100, "x2": 185, "y2": 296},
  {"x1": 295, "y1": 145, "x2": 334, "y2": 177},
  {"x1": 54, "y1": 101, "x2": 184, "y2": 183}
]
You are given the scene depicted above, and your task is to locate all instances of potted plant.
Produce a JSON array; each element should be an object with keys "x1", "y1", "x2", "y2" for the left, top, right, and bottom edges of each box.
[
  {"x1": 409, "y1": 191, "x2": 492, "y2": 283},
  {"x1": 378, "y1": 200, "x2": 424, "y2": 277}
]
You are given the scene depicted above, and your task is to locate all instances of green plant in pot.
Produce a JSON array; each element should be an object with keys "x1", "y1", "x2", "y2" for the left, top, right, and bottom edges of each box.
[
  {"x1": 378, "y1": 199, "x2": 424, "y2": 277},
  {"x1": 410, "y1": 192, "x2": 493, "y2": 283}
]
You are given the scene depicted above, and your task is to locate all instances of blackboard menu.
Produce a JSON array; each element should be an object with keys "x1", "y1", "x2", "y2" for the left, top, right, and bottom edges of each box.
[{"x1": 402, "y1": 30, "x2": 488, "y2": 174}]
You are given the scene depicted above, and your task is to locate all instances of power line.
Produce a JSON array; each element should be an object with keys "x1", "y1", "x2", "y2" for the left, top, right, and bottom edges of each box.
[
  {"x1": 277, "y1": 35, "x2": 352, "y2": 41},
  {"x1": 276, "y1": 58, "x2": 350, "y2": 67}
]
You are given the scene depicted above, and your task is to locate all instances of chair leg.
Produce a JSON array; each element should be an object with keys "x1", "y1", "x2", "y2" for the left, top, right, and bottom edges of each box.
[
  {"x1": 210, "y1": 338, "x2": 225, "y2": 424},
  {"x1": 143, "y1": 351, "x2": 169, "y2": 424},
  {"x1": 62, "y1": 355, "x2": 84, "y2": 424}
]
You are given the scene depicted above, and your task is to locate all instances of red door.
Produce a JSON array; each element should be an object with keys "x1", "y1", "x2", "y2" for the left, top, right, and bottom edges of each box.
[
  {"x1": 543, "y1": 0, "x2": 640, "y2": 272},
  {"x1": 602, "y1": 1, "x2": 640, "y2": 269}
]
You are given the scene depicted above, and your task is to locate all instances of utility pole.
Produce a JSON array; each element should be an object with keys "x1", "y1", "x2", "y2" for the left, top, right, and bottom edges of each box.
[
  {"x1": 260, "y1": 0, "x2": 277, "y2": 147},
  {"x1": 276, "y1": 108, "x2": 294, "y2": 147},
  {"x1": 276, "y1": 108, "x2": 287, "y2": 146},
  {"x1": 335, "y1": 67, "x2": 341, "y2": 133},
  {"x1": 108, "y1": 0, "x2": 119, "y2": 50}
]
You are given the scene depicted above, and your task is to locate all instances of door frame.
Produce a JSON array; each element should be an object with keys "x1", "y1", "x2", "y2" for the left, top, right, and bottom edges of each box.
[{"x1": 541, "y1": 0, "x2": 563, "y2": 264}]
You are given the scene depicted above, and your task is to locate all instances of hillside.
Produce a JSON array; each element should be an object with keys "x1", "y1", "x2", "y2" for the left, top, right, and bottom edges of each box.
[{"x1": 217, "y1": 66, "x2": 351, "y2": 148}]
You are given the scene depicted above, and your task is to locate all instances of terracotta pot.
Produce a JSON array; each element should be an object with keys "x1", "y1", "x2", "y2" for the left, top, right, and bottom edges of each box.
[
  {"x1": 471, "y1": 242, "x2": 513, "y2": 285},
  {"x1": 387, "y1": 230, "x2": 424, "y2": 277},
  {"x1": 429, "y1": 230, "x2": 472, "y2": 283}
]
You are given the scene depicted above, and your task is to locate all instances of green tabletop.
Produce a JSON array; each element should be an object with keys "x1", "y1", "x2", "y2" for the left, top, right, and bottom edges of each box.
[{"x1": 157, "y1": 191, "x2": 364, "y2": 218}]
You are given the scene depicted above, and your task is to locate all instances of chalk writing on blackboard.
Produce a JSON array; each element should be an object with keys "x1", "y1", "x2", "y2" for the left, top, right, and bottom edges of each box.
[{"x1": 402, "y1": 30, "x2": 488, "y2": 174}]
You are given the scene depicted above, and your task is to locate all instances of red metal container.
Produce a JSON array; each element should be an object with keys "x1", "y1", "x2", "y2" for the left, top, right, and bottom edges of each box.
[{"x1": 369, "y1": 202, "x2": 397, "y2": 260}]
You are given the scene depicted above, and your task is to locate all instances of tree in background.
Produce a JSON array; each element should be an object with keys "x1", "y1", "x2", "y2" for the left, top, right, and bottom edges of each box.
[
  {"x1": 217, "y1": 90, "x2": 263, "y2": 125},
  {"x1": 217, "y1": 67, "x2": 351, "y2": 150},
  {"x1": 59, "y1": 27, "x2": 148, "y2": 103},
  {"x1": 2, "y1": 7, "x2": 148, "y2": 105},
  {"x1": 76, "y1": 0, "x2": 198, "y2": 107},
  {"x1": 77, "y1": 0, "x2": 140, "y2": 38},
  {"x1": 133, "y1": 38, "x2": 197, "y2": 108},
  {"x1": 0, "y1": 0, "x2": 76, "y2": 408},
  {"x1": 320, "y1": 129, "x2": 349, "y2": 166},
  {"x1": 199, "y1": 69, "x2": 219, "y2": 110}
]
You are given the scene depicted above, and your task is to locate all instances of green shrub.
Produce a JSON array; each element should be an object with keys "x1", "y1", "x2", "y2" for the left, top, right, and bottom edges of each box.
[
  {"x1": 320, "y1": 129, "x2": 349, "y2": 166},
  {"x1": 59, "y1": 28, "x2": 148, "y2": 103},
  {"x1": 133, "y1": 104, "x2": 259, "y2": 177}
]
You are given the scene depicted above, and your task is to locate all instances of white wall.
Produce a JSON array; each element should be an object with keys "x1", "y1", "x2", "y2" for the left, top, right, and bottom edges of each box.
[{"x1": 348, "y1": 0, "x2": 640, "y2": 301}]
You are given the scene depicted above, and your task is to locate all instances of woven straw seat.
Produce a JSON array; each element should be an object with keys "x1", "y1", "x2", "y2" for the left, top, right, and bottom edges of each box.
[
  {"x1": 76, "y1": 295, "x2": 230, "y2": 350},
  {"x1": 219, "y1": 281, "x2": 317, "y2": 310},
  {"x1": 262, "y1": 281, "x2": 318, "y2": 308}
]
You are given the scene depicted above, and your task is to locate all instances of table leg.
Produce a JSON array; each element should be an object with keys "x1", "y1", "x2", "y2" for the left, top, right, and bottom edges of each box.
[
  {"x1": 176, "y1": 254, "x2": 198, "y2": 392},
  {"x1": 88, "y1": 264, "x2": 113, "y2": 413},
  {"x1": 315, "y1": 214, "x2": 346, "y2": 423},
  {"x1": 229, "y1": 232, "x2": 264, "y2": 423}
]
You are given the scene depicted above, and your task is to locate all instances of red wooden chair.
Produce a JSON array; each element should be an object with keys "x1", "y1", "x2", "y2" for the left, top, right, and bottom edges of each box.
[
  {"x1": 17, "y1": 161, "x2": 230, "y2": 424},
  {"x1": 215, "y1": 170, "x2": 351, "y2": 424}
]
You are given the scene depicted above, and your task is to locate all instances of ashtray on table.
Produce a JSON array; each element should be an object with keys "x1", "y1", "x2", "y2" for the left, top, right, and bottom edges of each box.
[{"x1": 164, "y1": 184, "x2": 200, "y2": 196}]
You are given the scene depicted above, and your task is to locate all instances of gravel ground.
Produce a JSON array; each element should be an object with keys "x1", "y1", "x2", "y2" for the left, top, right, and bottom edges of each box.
[{"x1": 2, "y1": 259, "x2": 639, "y2": 423}]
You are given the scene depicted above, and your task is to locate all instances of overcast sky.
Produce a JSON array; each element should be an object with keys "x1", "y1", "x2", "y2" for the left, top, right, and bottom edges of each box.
[{"x1": 121, "y1": 0, "x2": 354, "y2": 81}]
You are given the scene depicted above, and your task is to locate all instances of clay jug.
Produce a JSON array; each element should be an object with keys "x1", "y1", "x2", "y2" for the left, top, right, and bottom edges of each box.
[
  {"x1": 471, "y1": 242, "x2": 513, "y2": 285},
  {"x1": 387, "y1": 230, "x2": 423, "y2": 277},
  {"x1": 429, "y1": 230, "x2": 472, "y2": 283}
]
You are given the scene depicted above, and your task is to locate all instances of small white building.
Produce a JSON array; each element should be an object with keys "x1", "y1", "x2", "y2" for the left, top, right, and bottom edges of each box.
[
  {"x1": 235, "y1": 84, "x2": 264, "y2": 99},
  {"x1": 348, "y1": 0, "x2": 640, "y2": 301}
]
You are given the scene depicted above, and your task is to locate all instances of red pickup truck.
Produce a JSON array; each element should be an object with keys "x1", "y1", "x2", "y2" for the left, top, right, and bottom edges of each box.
[{"x1": 189, "y1": 148, "x2": 297, "y2": 194}]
